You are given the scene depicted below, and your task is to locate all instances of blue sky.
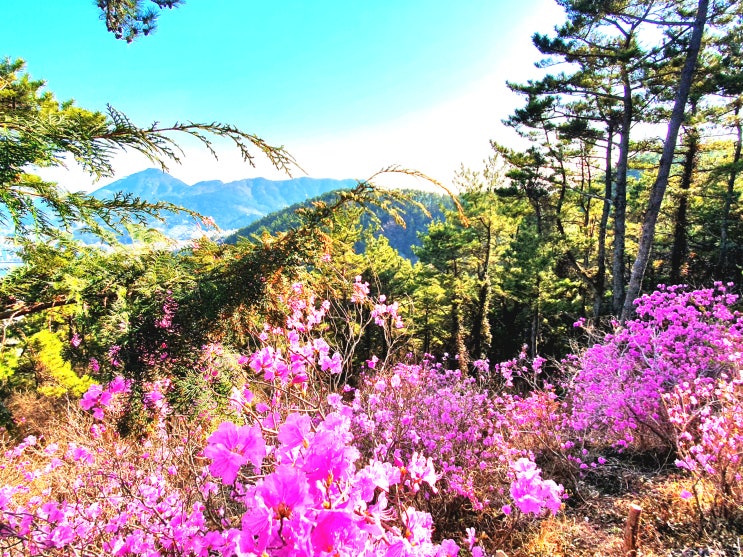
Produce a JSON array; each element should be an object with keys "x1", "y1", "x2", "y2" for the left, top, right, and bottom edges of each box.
[{"x1": 3, "y1": 1, "x2": 565, "y2": 190}]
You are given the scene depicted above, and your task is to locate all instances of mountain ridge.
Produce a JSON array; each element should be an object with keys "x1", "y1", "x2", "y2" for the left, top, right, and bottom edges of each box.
[{"x1": 91, "y1": 169, "x2": 358, "y2": 238}]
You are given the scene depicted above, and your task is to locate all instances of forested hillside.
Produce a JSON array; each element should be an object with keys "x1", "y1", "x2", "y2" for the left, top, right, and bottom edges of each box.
[
  {"x1": 225, "y1": 189, "x2": 452, "y2": 260},
  {"x1": 1, "y1": 1, "x2": 742, "y2": 556}
]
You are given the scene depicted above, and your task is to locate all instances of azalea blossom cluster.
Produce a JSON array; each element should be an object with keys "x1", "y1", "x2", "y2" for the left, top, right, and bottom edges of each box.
[
  {"x1": 505, "y1": 458, "x2": 563, "y2": 516},
  {"x1": 569, "y1": 283, "x2": 743, "y2": 448},
  {"x1": 352, "y1": 275, "x2": 371, "y2": 304},
  {"x1": 200, "y1": 404, "x2": 460, "y2": 556},
  {"x1": 0, "y1": 281, "x2": 492, "y2": 556},
  {"x1": 665, "y1": 367, "x2": 743, "y2": 512},
  {"x1": 7, "y1": 276, "x2": 672, "y2": 556},
  {"x1": 370, "y1": 295, "x2": 404, "y2": 329},
  {"x1": 350, "y1": 356, "x2": 566, "y2": 515},
  {"x1": 283, "y1": 282, "x2": 331, "y2": 333},
  {"x1": 248, "y1": 335, "x2": 342, "y2": 385},
  {"x1": 562, "y1": 283, "x2": 743, "y2": 516},
  {"x1": 0, "y1": 381, "x2": 214, "y2": 556},
  {"x1": 78, "y1": 376, "x2": 130, "y2": 420},
  {"x1": 0, "y1": 373, "x2": 472, "y2": 556}
]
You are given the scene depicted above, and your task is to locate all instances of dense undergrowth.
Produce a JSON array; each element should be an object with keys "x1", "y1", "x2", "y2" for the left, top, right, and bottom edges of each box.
[{"x1": 1, "y1": 281, "x2": 742, "y2": 556}]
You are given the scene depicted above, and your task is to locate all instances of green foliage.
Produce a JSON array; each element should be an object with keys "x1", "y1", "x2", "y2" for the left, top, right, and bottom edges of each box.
[
  {"x1": 20, "y1": 330, "x2": 93, "y2": 397},
  {"x1": 0, "y1": 349, "x2": 19, "y2": 383}
]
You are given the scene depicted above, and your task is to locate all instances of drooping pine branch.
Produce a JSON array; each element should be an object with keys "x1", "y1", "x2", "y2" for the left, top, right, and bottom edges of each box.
[{"x1": 0, "y1": 59, "x2": 299, "y2": 241}]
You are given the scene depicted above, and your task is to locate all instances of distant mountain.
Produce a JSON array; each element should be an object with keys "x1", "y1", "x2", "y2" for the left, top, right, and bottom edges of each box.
[
  {"x1": 225, "y1": 189, "x2": 453, "y2": 260},
  {"x1": 91, "y1": 169, "x2": 358, "y2": 239}
]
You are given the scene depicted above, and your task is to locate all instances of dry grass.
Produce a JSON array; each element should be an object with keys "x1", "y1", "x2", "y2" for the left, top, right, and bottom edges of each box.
[
  {"x1": 475, "y1": 453, "x2": 743, "y2": 557},
  {"x1": 0, "y1": 391, "x2": 210, "y2": 513}
]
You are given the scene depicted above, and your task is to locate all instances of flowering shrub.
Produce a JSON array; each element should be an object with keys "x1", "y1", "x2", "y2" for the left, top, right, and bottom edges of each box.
[
  {"x1": 36, "y1": 277, "x2": 743, "y2": 553},
  {"x1": 0, "y1": 373, "x2": 468, "y2": 555},
  {"x1": 0, "y1": 381, "x2": 213, "y2": 556},
  {"x1": 350, "y1": 354, "x2": 566, "y2": 518},
  {"x1": 0, "y1": 282, "x2": 484, "y2": 556},
  {"x1": 665, "y1": 367, "x2": 743, "y2": 516},
  {"x1": 569, "y1": 283, "x2": 743, "y2": 449}
]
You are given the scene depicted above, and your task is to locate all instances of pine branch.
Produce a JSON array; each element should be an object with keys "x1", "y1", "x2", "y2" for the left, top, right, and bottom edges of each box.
[{"x1": 0, "y1": 60, "x2": 300, "y2": 241}]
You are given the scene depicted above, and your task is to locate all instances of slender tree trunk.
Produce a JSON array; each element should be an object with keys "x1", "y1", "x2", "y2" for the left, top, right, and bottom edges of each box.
[
  {"x1": 595, "y1": 125, "x2": 614, "y2": 320},
  {"x1": 547, "y1": 138, "x2": 600, "y2": 307},
  {"x1": 472, "y1": 220, "x2": 493, "y2": 360},
  {"x1": 613, "y1": 70, "x2": 633, "y2": 315},
  {"x1": 453, "y1": 296, "x2": 469, "y2": 373},
  {"x1": 449, "y1": 261, "x2": 469, "y2": 372},
  {"x1": 719, "y1": 100, "x2": 742, "y2": 279},
  {"x1": 622, "y1": 0, "x2": 709, "y2": 321},
  {"x1": 530, "y1": 278, "x2": 541, "y2": 359},
  {"x1": 670, "y1": 118, "x2": 698, "y2": 284}
]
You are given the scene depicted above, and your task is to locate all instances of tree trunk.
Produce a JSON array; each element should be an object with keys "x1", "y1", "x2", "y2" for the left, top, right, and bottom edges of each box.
[
  {"x1": 595, "y1": 124, "x2": 614, "y2": 320},
  {"x1": 670, "y1": 112, "x2": 698, "y2": 284},
  {"x1": 612, "y1": 70, "x2": 633, "y2": 315},
  {"x1": 623, "y1": 504, "x2": 643, "y2": 557},
  {"x1": 453, "y1": 296, "x2": 469, "y2": 373},
  {"x1": 472, "y1": 220, "x2": 493, "y2": 360},
  {"x1": 719, "y1": 100, "x2": 742, "y2": 279},
  {"x1": 622, "y1": 0, "x2": 709, "y2": 321},
  {"x1": 530, "y1": 275, "x2": 541, "y2": 358},
  {"x1": 450, "y1": 261, "x2": 469, "y2": 372}
]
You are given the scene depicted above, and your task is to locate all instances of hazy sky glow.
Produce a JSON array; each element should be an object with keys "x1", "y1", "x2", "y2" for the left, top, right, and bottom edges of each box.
[{"x1": 3, "y1": 1, "x2": 566, "y2": 191}]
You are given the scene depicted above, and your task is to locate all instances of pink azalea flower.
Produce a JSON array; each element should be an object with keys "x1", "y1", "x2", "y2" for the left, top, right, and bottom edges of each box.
[
  {"x1": 403, "y1": 507, "x2": 433, "y2": 545},
  {"x1": 277, "y1": 413, "x2": 313, "y2": 451},
  {"x1": 50, "y1": 524, "x2": 74, "y2": 548},
  {"x1": 239, "y1": 499, "x2": 274, "y2": 555},
  {"x1": 357, "y1": 460, "x2": 401, "y2": 500},
  {"x1": 319, "y1": 352, "x2": 343, "y2": 375},
  {"x1": 310, "y1": 510, "x2": 356, "y2": 555},
  {"x1": 386, "y1": 539, "x2": 414, "y2": 557},
  {"x1": 405, "y1": 452, "x2": 439, "y2": 493},
  {"x1": 98, "y1": 390, "x2": 113, "y2": 408},
  {"x1": 257, "y1": 465, "x2": 310, "y2": 521},
  {"x1": 204, "y1": 422, "x2": 266, "y2": 485},
  {"x1": 68, "y1": 445, "x2": 95, "y2": 465},
  {"x1": 80, "y1": 384, "x2": 102, "y2": 411},
  {"x1": 303, "y1": 430, "x2": 359, "y2": 484},
  {"x1": 250, "y1": 346, "x2": 281, "y2": 381},
  {"x1": 108, "y1": 376, "x2": 129, "y2": 394},
  {"x1": 437, "y1": 538, "x2": 460, "y2": 557}
]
